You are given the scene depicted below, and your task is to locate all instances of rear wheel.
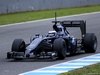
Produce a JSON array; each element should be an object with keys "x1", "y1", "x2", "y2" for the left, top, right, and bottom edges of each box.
[
  {"x1": 53, "y1": 38, "x2": 67, "y2": 60},
  {"x1": 83, "y1": 33, "x2": 97, "y2": 53},
  {"x1": 12, "y1": 39, "x2": 26, "y2": 60}
]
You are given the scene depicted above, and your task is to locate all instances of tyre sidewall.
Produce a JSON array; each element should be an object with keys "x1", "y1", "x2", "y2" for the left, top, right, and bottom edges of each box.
[
  {"x1": 83, "y1": 33, "x2": 97, "y2": 53},
  {"x1": 53, "y1": 38, "x2": 67, "y2": 59},
  {"x1": 12, "y1": 39, "x2": 25, "y2": 52}
]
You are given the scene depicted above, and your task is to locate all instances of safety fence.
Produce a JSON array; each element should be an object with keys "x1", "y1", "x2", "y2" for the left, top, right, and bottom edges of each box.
[{"x1": 0, "y1": 0, "x2": 100, "y2": 14}]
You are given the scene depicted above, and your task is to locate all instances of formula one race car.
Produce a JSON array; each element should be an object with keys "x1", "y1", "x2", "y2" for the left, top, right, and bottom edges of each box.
[{"x1": 7, "y1": 13, "x2": 97, "y2": 60}]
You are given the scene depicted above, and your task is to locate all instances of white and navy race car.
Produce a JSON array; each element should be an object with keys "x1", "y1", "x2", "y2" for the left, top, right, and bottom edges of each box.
[{"x1": 7, "y1": 14, "x2": 97, "y2": 60}]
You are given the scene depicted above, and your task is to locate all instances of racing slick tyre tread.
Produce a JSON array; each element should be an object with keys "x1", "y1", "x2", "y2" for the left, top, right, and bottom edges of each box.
[
  {"x1": 12, "y1": 39, "x2": 25, "y2": 52},
  {"x1": 53, "y1": 38, "x2": 67, "y2": 60},
  {"x1": 83, "y1": 33, "x2": 97, "y2": 53},
  {"x1": 12, "y1": 39, "x2": 26, "y2": 60}
]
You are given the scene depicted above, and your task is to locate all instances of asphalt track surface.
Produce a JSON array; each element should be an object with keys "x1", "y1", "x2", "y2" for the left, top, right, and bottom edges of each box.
[{"x1": 0, "y1": 12, "x2": 100, "y2": 75}]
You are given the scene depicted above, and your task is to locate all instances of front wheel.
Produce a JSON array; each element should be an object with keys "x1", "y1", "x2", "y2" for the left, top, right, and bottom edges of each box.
[
  {"x1": 83, "y1": 33, "x2": 97, "y2": 53},
  {"x1": 53, "y1": 38, "x2": 67, "y2": 60},
  {"x1": 12, "y1": 39, "x2": 26, "y2": 60}
]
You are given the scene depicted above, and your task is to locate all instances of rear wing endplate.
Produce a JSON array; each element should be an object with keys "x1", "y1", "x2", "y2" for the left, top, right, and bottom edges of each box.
[{"x1": 61, "y1": 20, "x2": 86, "y2": 36}]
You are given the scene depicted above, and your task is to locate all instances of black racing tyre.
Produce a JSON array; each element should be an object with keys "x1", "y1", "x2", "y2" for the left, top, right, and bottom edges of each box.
[
  {"x1": 53, "y1": 38, "x2": 67, "y2": 60},
  {"x1": 12, "y1": 39, "x2": 26, "y2": 60},
  {"x1": 83, "y1": 33, "x2": 97, "y2": 53},
  {"x1": 12, "y1": 39, "x2": 26, "y2": 52}
]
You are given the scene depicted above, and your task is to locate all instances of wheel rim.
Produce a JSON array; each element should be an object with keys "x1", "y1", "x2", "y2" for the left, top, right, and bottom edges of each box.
[
  {"x1": 19, "y1": 42, "x2": 25, "y2": 52},
  {"x1": 62, "y1": 42, "x2": 66, "y2": 57},
  {"x1": 93, "y1": 38, "x2": 97, "y2": 50}
]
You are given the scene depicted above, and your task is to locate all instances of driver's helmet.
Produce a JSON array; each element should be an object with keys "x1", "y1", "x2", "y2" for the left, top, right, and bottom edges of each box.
[{"x1": 48, "y1": 31, "x2": 56, "y2": 37}]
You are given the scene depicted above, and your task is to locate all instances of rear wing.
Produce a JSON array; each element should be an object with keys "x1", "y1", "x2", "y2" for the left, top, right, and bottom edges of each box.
[{"x1": 61, "y1": 20, "x2": 86, "y2": 36}]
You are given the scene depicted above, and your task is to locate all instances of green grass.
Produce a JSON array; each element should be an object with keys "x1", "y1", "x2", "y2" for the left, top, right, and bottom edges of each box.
[
  {"x1": 0, "y1": 5, "x2": 100, "y2": 25},
  {"x1": 59, "y1": 63, "x2": 100, "y2": 75}
]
